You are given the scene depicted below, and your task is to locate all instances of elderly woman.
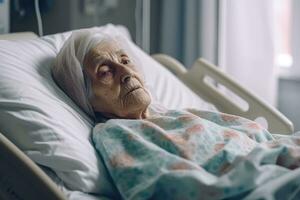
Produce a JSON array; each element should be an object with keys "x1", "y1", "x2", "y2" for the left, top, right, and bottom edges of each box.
[
  {"x1": 52, "y1": 30, "x2": 300, "y2": 200},
  {"x1": 52, "y1": 30, "x2": 151, "y2": 122}
]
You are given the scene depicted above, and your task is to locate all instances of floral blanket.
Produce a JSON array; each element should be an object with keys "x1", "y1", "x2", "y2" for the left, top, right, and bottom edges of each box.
[{"x1": 93, "y1": 109, "x2": 300, "y2": 200}]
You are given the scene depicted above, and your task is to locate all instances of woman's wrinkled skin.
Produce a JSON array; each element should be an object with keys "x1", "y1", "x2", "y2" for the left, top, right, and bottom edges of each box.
[{"x1": 83, "y1": 39, "x2": 151, "y2": 119}]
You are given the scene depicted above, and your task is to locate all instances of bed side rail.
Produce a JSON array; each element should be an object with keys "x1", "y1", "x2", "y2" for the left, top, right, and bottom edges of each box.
[
  {"x1": 152, "y1": 54, "x2": 294, "y2": 135},
  {"x1": 0, "y1": 133, "x2": 67, "y2": 200}
]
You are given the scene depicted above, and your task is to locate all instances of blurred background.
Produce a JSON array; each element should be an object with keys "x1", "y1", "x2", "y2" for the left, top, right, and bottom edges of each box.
[{"x1": 1, "y1": 0, "x2": 300, "y2": 131}]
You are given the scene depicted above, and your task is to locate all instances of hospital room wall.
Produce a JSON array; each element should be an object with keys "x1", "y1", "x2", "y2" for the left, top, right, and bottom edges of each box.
[
  {"x1": 278, "y1": 79, "x2": 300, "y2": 132},
  {"x1": 10, "y1": 0, "x2": 137, "y2": 40}
]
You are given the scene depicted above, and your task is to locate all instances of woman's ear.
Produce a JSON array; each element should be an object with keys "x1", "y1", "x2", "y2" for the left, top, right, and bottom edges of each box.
[{"x1": 142, "y1": 109, "x2": 149, "y2": 119}]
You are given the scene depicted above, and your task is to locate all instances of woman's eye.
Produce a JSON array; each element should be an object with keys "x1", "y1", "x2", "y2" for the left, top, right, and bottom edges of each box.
[
  {"x1": 100, "y1": 71, "x2": 112, "y2": 77},
  {"x1": 97, "y1": 65, "x2": 112, "y2": 78},
  {"x1": 121, "y1": 58, "x2": 130, "y2": 65}
]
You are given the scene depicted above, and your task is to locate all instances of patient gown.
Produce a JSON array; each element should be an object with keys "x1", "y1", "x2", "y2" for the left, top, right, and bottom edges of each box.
[{"x1": 93, "y1": 107, "x2": 300, "y2": 200}]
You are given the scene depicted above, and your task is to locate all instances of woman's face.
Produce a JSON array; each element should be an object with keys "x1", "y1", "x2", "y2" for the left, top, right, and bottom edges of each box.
[{"x1": 83, "y1": 40, "x2": 151, "y2": 119}]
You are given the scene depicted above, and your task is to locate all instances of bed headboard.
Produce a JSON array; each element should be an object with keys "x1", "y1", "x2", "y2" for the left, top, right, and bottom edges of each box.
[{"x1": 0, "y1": 32, "x2": 38, "y2": 40}]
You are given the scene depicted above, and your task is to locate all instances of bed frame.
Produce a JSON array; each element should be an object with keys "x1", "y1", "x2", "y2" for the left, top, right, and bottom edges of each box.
[
  {"x1": 151, "y1": 54, "x2": 294, "y2": 134},
  {"x1": 0, "y1": 32, "x2": 294, "y2": 200}
]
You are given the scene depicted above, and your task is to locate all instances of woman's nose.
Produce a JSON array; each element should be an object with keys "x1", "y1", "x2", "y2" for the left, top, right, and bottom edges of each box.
[
  {"x1": 117, "y1": 62, "x2": 135, "y2": 83},
  {"x1": 121, "y1": 74, "x2": 132, "y2": 83}
]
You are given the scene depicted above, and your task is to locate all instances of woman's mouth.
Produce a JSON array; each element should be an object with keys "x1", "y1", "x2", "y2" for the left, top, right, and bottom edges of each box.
[
  {"x1": 129, "y1": 86, "x2": 142, "y2": 93},
  {"x1": 125, "y1": 86, "x2": 142, "y2": 96}
]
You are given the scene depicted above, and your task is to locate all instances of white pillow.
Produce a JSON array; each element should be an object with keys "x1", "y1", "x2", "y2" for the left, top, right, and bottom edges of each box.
[
  {"x1": 0, "y1": 25, "x2": 123, "y2": 196},
  {"x1": 0, "y1": 24, "x2": 215, "y2": 196}
]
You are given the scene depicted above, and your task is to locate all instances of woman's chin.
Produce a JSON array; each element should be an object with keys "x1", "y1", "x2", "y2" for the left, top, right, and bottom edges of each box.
[
  {"x1": 119, "y1": 94, "x2": 151, "y2": 119},
  {"x1": 124, "y1": 89, "x2": 151, "y2": 106}
]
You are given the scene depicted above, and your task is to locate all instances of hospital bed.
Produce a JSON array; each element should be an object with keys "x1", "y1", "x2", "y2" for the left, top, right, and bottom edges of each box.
[{"x1": 0, "y1": 26, "x2": 294, "y2": 200}]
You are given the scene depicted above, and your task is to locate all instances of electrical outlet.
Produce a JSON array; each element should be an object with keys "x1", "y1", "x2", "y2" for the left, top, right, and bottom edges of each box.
[
  {"x1": 83, "y1": 0, "x2": 97, "y2": 16},
  {"x1": 104, "y1": 0, "x2": 118, "y2": 9},
  {"x1": 97, "y1": 0, "x2": 119, "y2": 14}
]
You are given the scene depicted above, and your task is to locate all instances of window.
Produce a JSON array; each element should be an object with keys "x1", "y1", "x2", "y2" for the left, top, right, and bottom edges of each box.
[{"x1": 274, "y1": 0, "x2": 293, "y2": 69}]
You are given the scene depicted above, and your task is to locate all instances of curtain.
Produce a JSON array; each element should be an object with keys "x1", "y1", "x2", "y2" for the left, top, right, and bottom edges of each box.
[
  {"x1": 151, "y1": 0, "x2": 219, "y2": 68},
  {"x1": 218, "y1": 0, "x2": 277, "y2": 106},
  {"x1": 152, "y1": 0, "x2": 277, "y2": 106},
  {"x1": 291, "y1": 0, "x2": 300, "y2": 77}
]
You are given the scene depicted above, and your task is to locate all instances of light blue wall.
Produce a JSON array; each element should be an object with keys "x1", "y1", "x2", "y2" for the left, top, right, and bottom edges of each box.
[
  {"x1": 10, "y1": 0, "x2": 137, "y2": 40},
  {"x1": 278, "y1": 78, "x2": 300, "y2": 132}
]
